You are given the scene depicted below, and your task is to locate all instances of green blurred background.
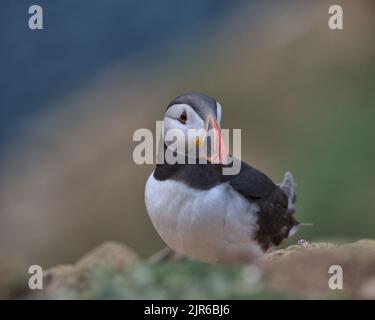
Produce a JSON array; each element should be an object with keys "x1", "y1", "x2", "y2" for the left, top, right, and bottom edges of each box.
[{"x1": 0, "y1": 0, "x2": 374, "y2": 270}]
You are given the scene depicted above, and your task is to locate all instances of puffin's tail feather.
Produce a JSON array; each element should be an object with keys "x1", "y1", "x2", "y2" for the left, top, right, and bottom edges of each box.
[{"x1": 278, "y1": 171, "x2": 296, "y2": 215}]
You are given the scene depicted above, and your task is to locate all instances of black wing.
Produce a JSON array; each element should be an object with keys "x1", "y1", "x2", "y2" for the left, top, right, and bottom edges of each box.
[{"x1": 227, "y1": 160, "x2": 277, "y2": 200}]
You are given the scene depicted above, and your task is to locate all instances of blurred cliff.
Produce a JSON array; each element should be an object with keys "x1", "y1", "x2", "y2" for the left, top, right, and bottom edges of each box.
[{"x1": 0, "y1": 0, "x2": 375, "y2": 269}]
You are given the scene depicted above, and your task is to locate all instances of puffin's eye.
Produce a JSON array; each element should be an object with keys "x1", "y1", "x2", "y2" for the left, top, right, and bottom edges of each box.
[{"x1": 179, "y1": 111, "x2": 187, "y2": 124}]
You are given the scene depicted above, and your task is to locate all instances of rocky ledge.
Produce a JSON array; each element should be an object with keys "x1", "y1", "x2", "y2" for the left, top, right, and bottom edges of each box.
[{"x1": 40, "y1": 239, "x2": 375, "y2": 299}]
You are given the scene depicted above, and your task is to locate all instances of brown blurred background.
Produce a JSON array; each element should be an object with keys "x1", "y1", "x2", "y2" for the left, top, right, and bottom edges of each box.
[{"x1": 1, "y1": 0, "x2": 374, "y2": 270}]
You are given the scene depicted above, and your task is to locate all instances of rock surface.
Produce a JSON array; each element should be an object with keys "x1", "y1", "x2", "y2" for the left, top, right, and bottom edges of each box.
[
  {"x1": 44, "y1": 241, "x2": 138, "y2": 292},
  {"x1": 257, "y1": 239, "x2": 375, "y2": 298},
  {"x1": 42, "y1": 239, "x2": 375, "y2": 299}
]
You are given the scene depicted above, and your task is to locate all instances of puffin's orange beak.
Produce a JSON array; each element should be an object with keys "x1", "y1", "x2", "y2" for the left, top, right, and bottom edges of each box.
[{"x1": 205, "y1": 116, "x2": 228, "y2": 165}]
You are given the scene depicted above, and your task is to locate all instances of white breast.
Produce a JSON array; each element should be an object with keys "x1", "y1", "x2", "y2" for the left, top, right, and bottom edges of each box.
[{"x1": 145, "y1": 173, "x2": 264, "y2": 263}]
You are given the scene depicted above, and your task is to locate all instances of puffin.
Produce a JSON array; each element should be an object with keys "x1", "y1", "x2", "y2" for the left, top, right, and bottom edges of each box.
[{"x1": 145, "y1": 93, "x2": 298, "y2": 263}]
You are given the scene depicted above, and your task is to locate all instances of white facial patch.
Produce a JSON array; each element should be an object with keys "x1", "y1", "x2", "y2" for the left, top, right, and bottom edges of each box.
[{"x1": 163, "y1": 104, "x2": 206, "y2": 159}]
